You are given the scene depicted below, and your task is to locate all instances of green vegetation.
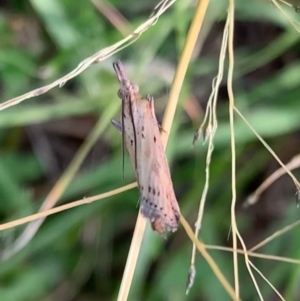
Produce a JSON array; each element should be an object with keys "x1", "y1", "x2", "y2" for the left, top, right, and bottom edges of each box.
[{"x1": 0, "y1": 0, "x2": 300, "y2": 300}]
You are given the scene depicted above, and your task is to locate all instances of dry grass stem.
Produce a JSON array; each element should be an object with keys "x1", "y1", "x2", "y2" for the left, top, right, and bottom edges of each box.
[
  {"x1": 91, "y1": 0, "x2": 132, "y2": 36},
  {"x1": 188, "y1": 5, "x2": 228, "y2": 293},
  {"x1": 249, "y1": 261, "x2": 285, "y2": 301},
  {"x1": 180, "y1": 215, "x2": 240, "y2": 301},
  {"x1": 227, "y1": 1, "x2": 263, "y2": 298},
  {"x1": 118, "y1": 0, "x2": 210, "y2": 299},
  {"x1": 0, "y1": 0, "x2": 176, "y2": 112},
  {"x1": 0, "y1": 183, "x2": 137, "y2": 233},
  {"x1": 244, "y1": 154, "x2": 300, "y2": 207},
  {"x1": 2, "y1": 103, "x2": 118, "y2": 259},
  {"x1": 2, "y1": 0, "x2": 300, "y2": 299},
  {"x1": 234, "y1": 107, "x2": 300, "y2": 191},
  {"x1": 206, "y1": 245, "x2": 300, "y2": 264},
  {"x1": 250, "y1": 219, "x2": 300, "y2": 252},
  {"x1": 271, "y1": 0, "x2": 300, "y2": 32}
]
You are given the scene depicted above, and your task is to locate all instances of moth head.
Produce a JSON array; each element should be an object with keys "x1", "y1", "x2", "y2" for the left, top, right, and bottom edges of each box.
[
  {"x1": 131, "y1": 83, "x2": 139, "y2": 93},
  {"x1": 117, "y1": 83, "x2": 139, "y2": 100},
  {"x1": 117, "y1": 88, "x2": 124, "y2": 99}
]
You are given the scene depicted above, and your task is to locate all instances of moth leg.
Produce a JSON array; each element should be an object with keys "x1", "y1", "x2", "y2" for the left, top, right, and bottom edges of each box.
[
  {"x1": 151, "y1": 221, "x2": 167, "y2": 237},
  {"x1": 158, "y1": 124, "x2": 168, "y2": 134},
  {"x1": 145, "y1": 95, "x2": 168, "y2": 134},
  {"x1": 145, "y1": 94, "x2": 156, "y2": 117},
  {"x1": 111, "y1": 119, "x2": 126, "y2": 179},
  {"x1": 111, "y1": 119, "x2": 122, "y2": 133},
  {"x1": 146, "y1": 94, "x2": 153, "y2": 101}
]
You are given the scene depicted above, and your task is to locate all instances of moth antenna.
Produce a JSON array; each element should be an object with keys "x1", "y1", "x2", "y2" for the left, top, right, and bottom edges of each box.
[
  {"x1": 128, "y1": 97, "x2": 138, "y2": 170},
  {"x1": 121, "y1": 101, "x2": 125, "y2": 181},
  {"x1": 136, "y1": 197, "x2": 141, "y2": 208}
]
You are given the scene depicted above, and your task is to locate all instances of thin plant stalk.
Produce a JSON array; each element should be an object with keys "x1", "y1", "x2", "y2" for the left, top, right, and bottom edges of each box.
[
  {"x1": 117, "y1": 0, "x2": 210, "y2": 300},
  {"x1": 227, "y1": 1, "x2": 262, "y2": 298}
]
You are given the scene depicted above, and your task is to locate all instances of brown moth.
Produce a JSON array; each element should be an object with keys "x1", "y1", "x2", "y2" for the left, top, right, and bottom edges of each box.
[{"x1": 111, "y1": 60, "x2": 180, "y2": 235}]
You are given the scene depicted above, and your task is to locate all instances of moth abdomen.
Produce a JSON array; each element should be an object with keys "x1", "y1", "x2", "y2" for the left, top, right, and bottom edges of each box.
[{"x1": 140, "y1": 192, "x2": 180, "y2": 234}]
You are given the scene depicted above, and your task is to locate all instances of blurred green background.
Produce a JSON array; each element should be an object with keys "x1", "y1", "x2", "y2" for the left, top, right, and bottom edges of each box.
[{"x1": 1, "y1": 0, "x2": 300, "y2": 300}]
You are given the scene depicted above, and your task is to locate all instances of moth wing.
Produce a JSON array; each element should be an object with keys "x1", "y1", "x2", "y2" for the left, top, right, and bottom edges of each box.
[{"x1": 136, "y1": 99, "x2": 180, "y2": 234}]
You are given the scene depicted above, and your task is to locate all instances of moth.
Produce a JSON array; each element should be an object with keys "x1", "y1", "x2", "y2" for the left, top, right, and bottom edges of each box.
[{"x1": 111, "y1": 60, "x2": 180, "y2": 235}]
